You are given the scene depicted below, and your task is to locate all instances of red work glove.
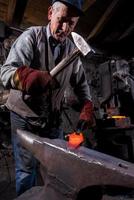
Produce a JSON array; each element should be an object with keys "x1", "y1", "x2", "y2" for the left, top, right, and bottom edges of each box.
[
  {"x1": 12, "y1": 66, "x2": 59, "y2": 95},
  {"x1": 77, "y1": 100, "x2": 95, "y2": 131}
]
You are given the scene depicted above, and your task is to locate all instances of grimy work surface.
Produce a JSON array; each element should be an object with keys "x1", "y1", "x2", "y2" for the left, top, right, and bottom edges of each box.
[{"x1": 16, "y1": 129, "x2": 134, "y2": 200}]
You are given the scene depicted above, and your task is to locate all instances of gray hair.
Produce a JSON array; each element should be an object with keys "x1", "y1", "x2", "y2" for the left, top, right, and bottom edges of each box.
[{"x1": 52, "y1": 1, "x2": 66, "y2": 13}]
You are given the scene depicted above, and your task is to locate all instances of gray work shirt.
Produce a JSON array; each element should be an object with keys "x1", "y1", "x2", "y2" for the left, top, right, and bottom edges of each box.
[{"x1": 1, "y1": 24, "x2": 91, "y2": 125}]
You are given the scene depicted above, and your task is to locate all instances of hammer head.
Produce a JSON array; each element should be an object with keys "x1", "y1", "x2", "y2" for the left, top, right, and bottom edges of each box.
[{"x1": 71, "y1": 32, "x2": 95, "y2": 56}]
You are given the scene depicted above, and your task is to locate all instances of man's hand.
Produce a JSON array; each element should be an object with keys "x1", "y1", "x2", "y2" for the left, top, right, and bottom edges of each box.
[
  {"x1": 77, "y1": 100, "x2": 95, "y2": 131},
  {"x1": 12, "y1": 66, "x2": 59, "y2": 95}
]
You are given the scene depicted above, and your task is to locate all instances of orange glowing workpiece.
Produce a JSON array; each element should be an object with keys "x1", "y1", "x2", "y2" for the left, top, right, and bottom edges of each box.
[{"x1": 67, "y1": 132, "x2": 84, "y2": 149}]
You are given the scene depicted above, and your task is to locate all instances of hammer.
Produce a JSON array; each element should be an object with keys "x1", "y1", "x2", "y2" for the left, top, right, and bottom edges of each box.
[{"x1": 50, "y1": 32, "x2": 95, "y2": 77}]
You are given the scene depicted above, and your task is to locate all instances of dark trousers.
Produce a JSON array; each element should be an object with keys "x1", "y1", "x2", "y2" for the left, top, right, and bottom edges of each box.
[{"x1": 10, "y1": 111, "x2": 63, "y2": 196}]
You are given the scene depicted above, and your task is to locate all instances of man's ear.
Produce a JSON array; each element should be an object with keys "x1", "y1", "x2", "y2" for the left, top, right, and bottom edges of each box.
[{"x1": 48, "y1": 6, "x2": 52, "y2": 21}]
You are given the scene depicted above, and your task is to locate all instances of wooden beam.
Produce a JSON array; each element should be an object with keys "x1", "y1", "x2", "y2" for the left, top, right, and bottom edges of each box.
[
  {"x1": 119, "y1": 23, "x2": 134, "y2": 40},
  {"x1": 7, "y1": 0, "x2": 17, "y2": 24},
  {"x1": 83, "y1": 0, "x2": 96, "y2": 11},
  {"x1": 10, "y1": 0, "x2": 28, "y2": 27},
  {"x1": 87, "y1": 0, "x2": 120, "y2": 40}
]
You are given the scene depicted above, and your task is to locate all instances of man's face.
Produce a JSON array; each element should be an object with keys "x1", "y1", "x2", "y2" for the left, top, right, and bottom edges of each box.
[{"x1": 48, "y1": 5, "x2": 79, "y2": 42}]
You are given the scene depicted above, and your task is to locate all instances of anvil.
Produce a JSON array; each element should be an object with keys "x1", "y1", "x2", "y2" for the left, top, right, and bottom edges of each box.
[{"x1": 15, "y1": 129, "x2": 134, "y2": 200}]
